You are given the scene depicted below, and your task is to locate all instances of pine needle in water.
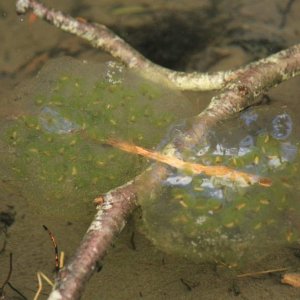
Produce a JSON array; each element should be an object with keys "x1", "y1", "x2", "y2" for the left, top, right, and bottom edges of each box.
[{"x1": 105, "y1": 139, "x2": 272, "y2": 187}]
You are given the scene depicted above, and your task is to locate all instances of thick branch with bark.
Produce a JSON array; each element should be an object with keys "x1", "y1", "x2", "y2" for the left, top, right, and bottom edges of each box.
[
  {"x1": 49, "y1": 165, "x2": 169, "y2": 300},
  {"x1": 16, "y1": 0, "x2": 233, "y2": 91},
  {"x1": 14, "y1": 1, "x2": 300, "y2": 299},
  {"x1": 180, "y1": 44, "x2": 300, "y2": 149}
]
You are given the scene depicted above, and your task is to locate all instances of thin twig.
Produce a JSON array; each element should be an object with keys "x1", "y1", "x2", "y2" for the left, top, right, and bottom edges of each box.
[
  {"x1": 106, "y1": 138, "x2": 272, "y2": 187},
  {"x1": 7, "y1": 282, "x2": 28, "y2": 300},
  {"x1": 0, "y1": 253, "x2": 27, "y2": 300},
  {"x1": 33, "y1": 272, "x2": 54, "y2": 300},
  {"x1": 42, "y1": 225, "x2": 60, "y2": 274},
  {"x1": 0, "y1": 253, "x2": 13, "y2": 295},
  {"x1": 237, "y1": 268, "x2": 288, "y2": 278},
  {"x1": 279, "y1": 0, "x2": 296, "y2": 28}
]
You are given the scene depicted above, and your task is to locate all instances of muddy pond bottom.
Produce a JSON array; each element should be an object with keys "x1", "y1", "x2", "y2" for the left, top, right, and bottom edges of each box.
[{"x1": 140, "y1": 106, "x2": 300, "y2": 267}]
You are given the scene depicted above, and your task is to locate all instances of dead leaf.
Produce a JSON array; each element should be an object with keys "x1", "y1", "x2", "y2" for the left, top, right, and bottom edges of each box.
[{"x1": 281, "y1": 273, "x2": 300, "y2": 288}]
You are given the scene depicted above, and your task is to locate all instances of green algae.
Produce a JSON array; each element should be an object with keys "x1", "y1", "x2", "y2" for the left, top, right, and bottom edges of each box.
[{"x1": 0, "y1": 57, "x2": 194, "y2": 220}]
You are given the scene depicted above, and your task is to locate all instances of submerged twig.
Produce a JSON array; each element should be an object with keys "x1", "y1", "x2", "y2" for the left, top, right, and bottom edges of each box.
[
  {"x1": 6, "y1": 282, "x2": 27, "y2": 300},
  {"x1": 42, "y1": 225, "x2": 60, "y2": 274},
  {"x1": 279, "y1": 0, "x2": 296, "y2": 28},
  {"x1": 106, "y1": 138, "x2": 272, "y2": 187},
  {"x1": 0, "y1": 253, "x2": 13, "y2": 297},
  {"x1": 237, "y1": 268, "x2": 288, "y2": 278},
  {"x1": 34, "y1": 227, "x2": 64, "y2": 300},
  {"x1": 0, "y1": 253, "x2": 28, "y2": 300}
]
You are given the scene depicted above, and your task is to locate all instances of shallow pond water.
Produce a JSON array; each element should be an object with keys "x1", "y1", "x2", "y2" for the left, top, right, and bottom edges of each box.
[{"x1": 1, "y1": 0, "x2": 300, "y2": 299}]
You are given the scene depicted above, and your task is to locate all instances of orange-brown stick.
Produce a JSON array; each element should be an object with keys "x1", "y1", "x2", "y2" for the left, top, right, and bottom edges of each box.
[{"x1": 106, "y1": 139, "x2": 272, "y2": 187}]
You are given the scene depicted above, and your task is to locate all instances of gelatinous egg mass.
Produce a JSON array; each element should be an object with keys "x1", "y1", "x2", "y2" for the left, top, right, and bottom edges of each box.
[
  {"x1": 39, "y1": 107, "x2": 80, "y2": 134},
  {"x1": 0, "y1": 57, "x2": 195, "y2": 220},
  {"x1": 271, "y1": 113, "x2": 292, "y2": 140},
  {"x1": 139, "y1": 105, "x2": 300, "y2": 267}
]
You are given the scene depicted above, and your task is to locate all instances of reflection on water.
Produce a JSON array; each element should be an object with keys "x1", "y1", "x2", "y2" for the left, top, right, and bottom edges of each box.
[
  {"x1": 103, "y1": 61, "x2": 125, "y2": 85},
  {"x1": 281, "y1": 142, "x2": 297, "y2": 161},
  {"x1": 165, "y1": 175, "x2": 193, "y2": 186},
  {"x1": 39, "y1": 106, "x2": 80, "y2": 134},
  {"x1": 271, "y1": 113, "x2": 293, "y2": 140}
]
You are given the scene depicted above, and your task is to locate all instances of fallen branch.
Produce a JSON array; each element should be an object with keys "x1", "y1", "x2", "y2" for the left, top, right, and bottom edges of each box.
[
  {"x1": 15, "y1": 0, "x2": 235, "y2": 91},
  {"x1": 14, "y1": 1, "x2": 300, "y2": 299}
]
